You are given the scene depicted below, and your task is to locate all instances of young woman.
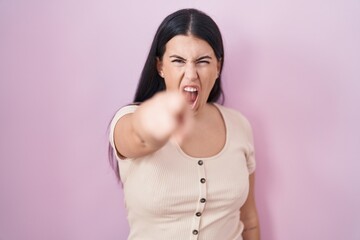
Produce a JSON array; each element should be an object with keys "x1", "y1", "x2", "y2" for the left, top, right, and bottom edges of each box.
[{"x1": 109, "y1": 8, "x2": 260, "y2": 240}]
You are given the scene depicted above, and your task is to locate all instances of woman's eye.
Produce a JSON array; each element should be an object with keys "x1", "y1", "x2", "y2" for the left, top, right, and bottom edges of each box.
[
  {"x1": 197, "y1": 60, "x2": 210, "y2": 64},
  {"x1": 172, "y1": 59, "x2": 185, "y2": 63}
]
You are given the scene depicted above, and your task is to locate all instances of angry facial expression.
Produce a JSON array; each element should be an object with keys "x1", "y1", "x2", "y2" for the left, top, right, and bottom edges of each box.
[{"x1": 157, "y1": 35, "x2": 221, "y2": 113}]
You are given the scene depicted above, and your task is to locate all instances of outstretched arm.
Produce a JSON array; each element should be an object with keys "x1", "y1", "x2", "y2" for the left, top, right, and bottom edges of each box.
[{"x1": 113, "y1": 91, "x2": 188, "y2": 159}]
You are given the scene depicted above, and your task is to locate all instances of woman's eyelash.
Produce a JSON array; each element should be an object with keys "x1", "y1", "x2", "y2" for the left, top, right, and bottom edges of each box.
[
  {"x1": 197, "y1": 60, "x2": 210, "y2": 64},
  {"x1": 171, "y1": 59, "x2": 185, "y2": 63},
  {"x1": 171, "y1": 59, "x2": 210, "y2": 64}
]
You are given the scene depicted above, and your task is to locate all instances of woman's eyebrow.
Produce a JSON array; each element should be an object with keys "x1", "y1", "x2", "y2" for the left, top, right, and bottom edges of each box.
[
  {"x1": 196, "y1": 56, "x2": 212, "y2": 61},
  {"x1": 169, "y1": 55, "x2": 212, "y2": 61},
  {"x1": 169, "y1": 55, "x2": 186, "y2": 60}
]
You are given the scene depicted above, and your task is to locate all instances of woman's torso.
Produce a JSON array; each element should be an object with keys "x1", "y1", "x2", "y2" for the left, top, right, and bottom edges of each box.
[{"x1": 110, "y1": 103, "x2": 255, "y2": 240}]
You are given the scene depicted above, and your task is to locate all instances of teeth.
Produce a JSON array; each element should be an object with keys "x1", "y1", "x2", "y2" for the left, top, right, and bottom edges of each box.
[{"x1": 184, "y1": 87, "x2": 198, "y2": 92}]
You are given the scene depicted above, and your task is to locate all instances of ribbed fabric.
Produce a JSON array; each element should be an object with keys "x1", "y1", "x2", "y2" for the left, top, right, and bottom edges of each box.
[{"x1": 109, "y1": 103, "x2": 256, "y2": 240}]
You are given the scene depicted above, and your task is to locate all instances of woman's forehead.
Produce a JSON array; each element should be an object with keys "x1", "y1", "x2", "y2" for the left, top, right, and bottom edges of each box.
[{"x1": 164, "y1": 35, "x2": 215, "y2": 58}]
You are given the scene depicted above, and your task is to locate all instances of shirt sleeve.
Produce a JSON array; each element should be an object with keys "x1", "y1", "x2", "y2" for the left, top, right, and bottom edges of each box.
[
  {"x1": 109, "y1": 104, "x2": 138, "y2": 161},
  {"x1": 245, "y1": 120, "x2": 256, "y2": 174}
]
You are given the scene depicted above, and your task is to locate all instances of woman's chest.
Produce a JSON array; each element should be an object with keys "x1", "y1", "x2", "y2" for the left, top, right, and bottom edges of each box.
[
  {"x1": 180, "y1": 113, "x2": 226, "y2": 158},
  {"x1": 122, "y1": 145, "x2": 250, "y2": 217}
]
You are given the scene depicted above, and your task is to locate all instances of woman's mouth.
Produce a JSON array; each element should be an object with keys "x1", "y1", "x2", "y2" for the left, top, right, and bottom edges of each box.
[{"x1": 183, "y1": 86, "x2": 199, "y2": 109}]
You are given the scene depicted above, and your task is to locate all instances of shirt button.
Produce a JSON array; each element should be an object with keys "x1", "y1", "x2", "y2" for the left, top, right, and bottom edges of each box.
[
  {"x1": 200, "y1": 198, "x2": 206, "y2": 203},
  {"x1": 198, "y1": 160, "x2": 203, "y2": 166},
  {"x1": 192, "y1": 230, "x2": 198, "y2": 235},
  {"x1": 200, "y1": 178, "x2": 206, "y2": 183},
  {"x1": 196, "y1": 212, "x2": 202, "y2": 217}
]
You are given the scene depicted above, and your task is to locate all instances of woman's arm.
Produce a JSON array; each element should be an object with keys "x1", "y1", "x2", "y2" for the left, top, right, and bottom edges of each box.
[
  {"x1": 241, "y1": 173, "x2": 260, "y2": 240},
  {"x1": 113, "y1": 91, "x2": 187, "y2": 159}
]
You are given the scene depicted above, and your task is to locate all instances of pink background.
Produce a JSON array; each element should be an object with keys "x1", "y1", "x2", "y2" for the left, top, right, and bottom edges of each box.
[{"x1": 1, "y1": 0, "x2": 359, "y2": 239}]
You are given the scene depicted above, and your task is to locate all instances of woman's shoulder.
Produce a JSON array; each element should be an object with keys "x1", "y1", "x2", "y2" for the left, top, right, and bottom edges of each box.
[
  {"x1": 215, "y1": 103, "x2": 251, "y2": 127},
  {"x1": 214, "y1": 104, "x2": 255, "y2": 151},
  {"x1": 112, "y1": 103, "x2": 139, "y2": 118},
  {"x1": 109, "y1": 103, "x2": 139, "y2": 133}
]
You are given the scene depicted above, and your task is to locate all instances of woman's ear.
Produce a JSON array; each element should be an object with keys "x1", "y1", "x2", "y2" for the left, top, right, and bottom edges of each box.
[
  {"x1": 217, "y1": 58, "x2": 222, "y2": 74},
  {"x1": 156, "y1": 57, "x2": 164, "y2": 77}
]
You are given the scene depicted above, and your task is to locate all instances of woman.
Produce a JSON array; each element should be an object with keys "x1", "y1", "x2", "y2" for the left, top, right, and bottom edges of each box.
[{"x1": 109, "y1": 8, "x2": 260, "y2": 240}]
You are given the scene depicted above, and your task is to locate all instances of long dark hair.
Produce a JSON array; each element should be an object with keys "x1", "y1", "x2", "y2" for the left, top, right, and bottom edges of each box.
[{"x1": 109, "y1": 8, "x2": 225, "y2": 182}]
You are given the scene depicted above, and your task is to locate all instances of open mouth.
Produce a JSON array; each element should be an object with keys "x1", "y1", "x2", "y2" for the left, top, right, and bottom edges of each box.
[{"x1": 183, "y1": 86, "x2": 199, "y2": 109}]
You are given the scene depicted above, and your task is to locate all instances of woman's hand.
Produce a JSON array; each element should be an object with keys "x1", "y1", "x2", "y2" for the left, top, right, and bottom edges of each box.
[{"x1": 132, "y1": 91, "x2": 191, "y2": 148}]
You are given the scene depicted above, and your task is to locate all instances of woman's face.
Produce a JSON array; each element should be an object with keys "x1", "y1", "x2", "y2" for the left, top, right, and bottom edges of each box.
[{"x1": 157, "y1": 35, "x2": 221, "y2": 113}]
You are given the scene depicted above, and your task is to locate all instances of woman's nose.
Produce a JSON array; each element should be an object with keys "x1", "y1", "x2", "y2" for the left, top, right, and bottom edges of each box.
[{"x1": 184, "y1": 63, "x2": 198, "y2": 81}]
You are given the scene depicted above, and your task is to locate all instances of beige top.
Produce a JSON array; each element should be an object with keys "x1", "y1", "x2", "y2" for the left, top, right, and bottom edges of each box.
[{"x1": 109, "y1": 103, "x2": 256, "y2": 240}]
